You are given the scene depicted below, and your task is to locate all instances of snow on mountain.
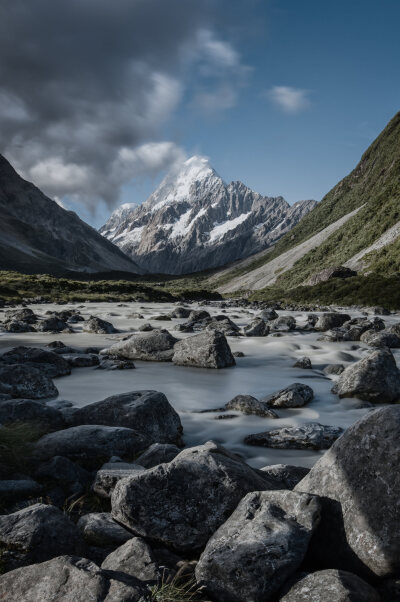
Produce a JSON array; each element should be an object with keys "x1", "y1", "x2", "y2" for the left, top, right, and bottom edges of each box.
[{"x1": 100, "y1": 156, "x2": 317, "y2": 275}]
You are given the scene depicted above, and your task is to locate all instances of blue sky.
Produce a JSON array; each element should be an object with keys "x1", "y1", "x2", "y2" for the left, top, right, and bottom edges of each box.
[{"x1": 1, "y1": 0, "x2": 399, "y2": 228}]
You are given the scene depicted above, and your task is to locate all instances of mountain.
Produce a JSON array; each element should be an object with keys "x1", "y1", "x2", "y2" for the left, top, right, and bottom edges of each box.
[
  {"x1": 0, "y1": 154, "x2": 142, "y2": 275},
  {"x1": 215, "y1": 112, "x2": 400, "y2": 294},
  {"x1": 100, "y1": 156, "x2": 316, "y2": 275}
]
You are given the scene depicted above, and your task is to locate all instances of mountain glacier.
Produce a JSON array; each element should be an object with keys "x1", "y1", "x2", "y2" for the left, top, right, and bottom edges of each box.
[{"x1": 100, "y1": 156, "x2": 317, "y2": 274}]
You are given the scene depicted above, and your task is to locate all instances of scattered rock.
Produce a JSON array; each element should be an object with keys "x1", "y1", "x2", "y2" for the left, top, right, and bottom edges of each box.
[
  {"x1": 36, "y1": 317, "x2": 69, "y2": 332},
  {"x1": 270, "y1": 315, "x2": 296, "y2": 331},
  {"x1": 169, "y1": 306, "x2": 191, "y2": 319},
  {"x1": 104, "y1": 329, "x2": 177, "y2": 361},
  {"x1": 225, "y1": 394, "x2": 278, "y2": 418},
  {"x1": 314, "y1": 313, "x2": 351, "y2": 331},
  {"x1": 233, "y1": 350, "x2": 245, "y2": 357},
  {"x1": 0, "y1": 364, "x2": 58, "y2": 399},
  {"x1": 258, "y1": 308, "x2": 279, "y2": 321},
  {"x1": 172, "y1": 330, "x2": 235, "y2": 369},
  {"x1": 263, "y1": 383, "x2": 314, "y2": 408},
  {"x1": 245, "y1": 423, "x2": 343, "y2": 450},
  {"x1": 294, "y1": 356, "x2": 312, "y2": 369},
  {"x1": 260, "y1": 464, "x2": 310, "y2": 490},
  {"x1": 280, "y1": 570, "x2": 380, "y2": 602},
  {"x1": 77, "y1": 512, "x2": 133, "y2": 547},
  {"x1": 243, "y1": 318, "x2": 270, "y2": 337},
  {"x1": 97, "y1": 358, "x2": 136, "y2": 370},
  {"x1": 83, "y1": 316, "x2": 117, "y2": 334},
  {"x1": 62, "y1": 353, "x2": 100, "y2": 367},
  {"x1": 323, "y1": 363, "x2": 345, "y2": 375},
  {"x1": 360, "y1": 329, "x2": 400, "y2": 348},
  {"x1": 135, "y1": 443, "x2": 181, "y2": 468}
]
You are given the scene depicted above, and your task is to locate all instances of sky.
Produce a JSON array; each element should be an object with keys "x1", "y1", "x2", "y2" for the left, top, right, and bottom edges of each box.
[{"x1": 0, "y1": 0, "x2": 399, "y2": 228}]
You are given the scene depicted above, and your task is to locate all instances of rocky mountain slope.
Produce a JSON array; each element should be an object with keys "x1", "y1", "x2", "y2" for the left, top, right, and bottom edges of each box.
[
  {"x1": 101, "y1": 156, "x2": 316, "y2": 274},
  {"x1": 215, "y1": 111, "x2": 400, "y2": 293},
  {"x1": 0, "y1": 154, "x2": 141, "y2": 275}
]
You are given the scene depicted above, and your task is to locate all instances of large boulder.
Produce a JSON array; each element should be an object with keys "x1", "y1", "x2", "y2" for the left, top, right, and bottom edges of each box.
[
  {"x1": 0, "y1": 364, "x2": 58, "y2": 399},
  {"x1": 280, "y1": 570, "x2": 380, "y2": 602},
  {"x1": 295, "y1": 406, "x2": 400, "y2": 577},
  {"x1": 0, "y1": 398, "x2": 65, "y2": 429},
  {"x1": 332, "y1": 348, "x2": 400, "y2": 403},
  {"x1": 111, "y1": 441, "x2": 280, "y2": 553},
  {"x1": 315, "y1": 312, "x2": 351, "y2": 331},
  {"x1": 225, "y1": 394, "x2": 278, "y2": 418},
  {"x1": 77, "y1": 512, "x2": 133, "y2": 547},
  {"x1": 36, "y1": 317, "x2": 69, "y2": 332},
  {"x1": 195, "y1": 490, "x2": 321, "y2": 602},
  {"x1": 360, "y1": 329, "x2": 400, "y2": 348},
  {"x1": 260, "y1": 464, "x2": 310, "y2": 490},
  {"x1": 103, "y1": 329, "x2": 177, "y2": 361},
  {"x1": 0, "y1": 556, "x2": 151, "y2": 602},
  {"x1": 66, "y1": 391, "x2": 183, "y2": 445},
  {"x1": 263, "y1": 383, "x2": 314, "y2": 408},
  {"x1": 83, "y1": 316, "x2": 117, "y2": 334},
  {"x1": 245, "y1": 423, "x2": 343, "y2": 450},
  {"x1": 4, "y1": 308, "x2": 37, "y2": 324},
  {"x1": 0, "y1": 346, "x2": 71, "y2": 377},
  {"x1": 243, "y1": 318, "x2": 270, "y2": 337},
  {"x1": 270, "y1": 315, "x2": 296, "y2": 331},
  {"x1": 102, "y1": 537, "x2": 166, "y2": 584},
  {"x1": 135, "y1": 443, "x2": 181, "y2": 468},
  {"x1": 0, "y1": 503, "x2": 83, "y2": 571},
  {"x1": 172, "y1": 330, "x2": 235, "y2": 369},
  {"x1": 34, "y1": 425, "x2": 150, "y2": 465}
]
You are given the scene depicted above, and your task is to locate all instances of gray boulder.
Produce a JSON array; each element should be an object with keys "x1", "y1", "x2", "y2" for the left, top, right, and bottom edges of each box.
[
  {"x1": 225, "y1": 394, "x2": 278, "y2": 418},
  {"x1": 293, "y1": 356, "x2": 312, "y2": 369},
  {"x1": 258, "y1": 308, "x2": 279, "y2": 321},
  {"x1": 111, "y1": 441, "x2": 280, "y2": 553},
  {"x1": 280, "y1": 570, "x2": 380, "y2": 602},
  {"x1": 62, "y1": 353, "x2": 100, "y2": 367},
  {"x1": 270, "y1": 315, "x2": 296, "y2": 331},
  {"x1": 4, "y1": 308, "x2": 36, "y2": 324},
  {"x1": 315, "y1": 313, "x2": 351, "y2": 331},
  {"x1": 0, "y1": 346, "x2": 71, "y2": 377},
  {"x1": 93, "y1": 462, "x2": 145, "y2": 498},
  {"x1": 78, "y1": 512, "x2": 133, "y2": 547},
  {"x1": 0, "y1": 555, "x2": 150, "y2": 602},
  {"x1": 97, "y1": 358, "x2": 136, "y2": 370},
  {"x1": 104, "y1": 329, "x2": 177, "y2": 361},
  {"x1": 360, "y1": 329, "x2": 400, "y2": 348},
  {"x1": 34, "y1": 425, "x2": 150, "y2": 465},
  {"x1": 295, "y1": 406, "x2": 400, "y2": 578},
  {"x1": 243, "y1": 318, "x2": 270, "y2": 337},
  {"x1": 2, "y1": 319, "x2": 34, "y2": 333},
  {"x1": 0, "y1": 503, "x2": 83, "y2": 571},
  {"x1": 323, "y1": 363, "x2": 345, "y2": 375},
  {"x1": 66, "y1": 391, "x2": 183, "y2": 445},
  {"x1": 102, "y1": 537, "x2": 166, "y2": 583},
  {"x1": 195, "y1": 490, "x2": 321, "y2": 602},
  {"x1": 260, "y1": 464, "x2": 310, "y2": 490},
  {"x1": 0, "y1": 364, "x2": 58, "y2": 399},
  {"x1": 188, "y1": 309, "x2": 210, "y2": 321},
  {"x1": 169, "y1": 306, "x2": 191, "y2": 319},
  {"x1": 245, "y1": 423, "x2": 343, "y2": 450},
  {"x1": 172, "y1": 330, "x2": 235, "y2": 369},
  {"x1": 263, "y1": 383, "x2": 314, "y2": 408},
  {"x1": 135, "y1": 443, "x2": 181, "y2": 468},
  {"x1": 83, "y1": 316, "x2": 117, "y2": 334},
  {"x1": 0, "y1": 398, "x2": 65, "y2": 429},
  {"x1": 36, "y1": 317, "x2": 69, "y2": 332},
  {"x1": 332, "y1": 348, "x2": 400, "y2": 403}
]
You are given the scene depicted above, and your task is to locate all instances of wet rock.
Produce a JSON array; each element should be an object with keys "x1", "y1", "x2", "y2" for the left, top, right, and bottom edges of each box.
[
  {"x1": 169, "y1": 306, "x2": 191, "y2": 319},
  {"x1": 323, "y1": 363, "x2": 345, "y2": 375},
  {"x1": 97, "y1": 358, "x2": 136, "y2": 370},
  {"x1": 0, "y1": 364, "x2": 58, "y2": 399},
  {"x1": 263, "y1": 383, "x2": 314, "y2": 408},
  {"x1": 138, "y1": 322, "x2": 154, "y2": 331},
  {"x1": 314, "y1": 313, "x2": 351, "y2": 331},
  {"x1": 36, "y1": 317, "x2": 69, "y2": 332},
  {"x1": 0, "y1": 555, "x2": 150, "y2": 602},
  {"x1": 295, "y1": 406, "x2": 400, "y2": 578},
  {"x1": 0, "y1": 479, "x2": 42, "y2": 503},
  {"x1": 0, "y1": 399, "x2": 65, "y2": 430},
  {"x1": 280, "y1": 569, "x2": 380, "y2": 602},
  {"x1": 102, "y1": 537, "x2": 166, "y2": 583},
  {"x1": 111, "y1": 441, "x2": 280, "y2": 553},
  {"x1": 172, "y1": 330, "x2": 235, "y2": 369},
  {"x1": 0, "y1": 503, "x2": 83, "y2": 571},
  {"x1": 245, "y1": 423, "x2": 343, "y2": 450},
  {"x1": 225, "y1": 394, "x2": 278, "y2": 418},
  {"x1": 62, "y1": 353, "x2": 100, "y2": 367},
  {"x1": 270, "y1": 315, "x2": 296, "y2": 331},
  {"x1": 201, "y1": 315, "x2": 241, "y2": 337},
  {"x1": 233, "y1": 350, "x2": 245, "y2": 357},
  {"x1": 2, "y1": 319, "x2": 35, "y2": 333},
  {"x1": 260, "y1": 464, "x2": 310, "y2": 490},
  {"x1": 35, "y1": 456, "x2": 91, "y2": 495},
  {"x1": 34, "y1": 425, "x2": 150, "y2": 465},
  {"x1": 294, "y1": 356, "x2": 312, "y2": 369},
  {"x1": 104, "y1": 329, "x2": 177, "y2": 361},
  {"x1": 360, "y1": 329, "x2": 400, "y2": 348},
  {"x1": 93, "y1": 462, "x2": 145, "y2": 498},
  {"x1": 332, "y1": 348, "x2": 400, "y2": 403},
  {"x1": 258, "y1": 308, "x2": 279, "y2": 321},
  {"x1": 243, "y1": 318, "x2": 270, "y2": 337},
  {"x1": 66, "y1": 391, "x2": 183, "y2": 445},
  {"x1": 135, "y1": 443, "x2": 181, "y2": 468},
  {"x1": 188, "y1": 309, "x2": 210, "y2": 321},
  {"x1": 4, "y1": 308, "x2": 37, "y2": 324},
  {"x1": 78, "y1": 513, "x2": 133, "y2": 547},
  {"x1": 0, "y1": 346, "x2": 71, "y2": 377},
  {"x1": 83, "y1": 316, "x2": 117, "y2": 334},
  {"x1": 195, "y1": 490, "x2": 321, "y2": 602}
]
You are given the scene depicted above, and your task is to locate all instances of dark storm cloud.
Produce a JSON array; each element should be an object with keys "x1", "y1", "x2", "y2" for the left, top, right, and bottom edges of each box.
[{"x1": 0, "y1": 0, "x2": 245, "y2": 207}]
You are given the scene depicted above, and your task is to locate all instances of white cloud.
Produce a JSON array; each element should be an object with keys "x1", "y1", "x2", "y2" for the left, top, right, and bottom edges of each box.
[{"x1": 266, "y1": 86, "x2": 311, "y2": 113}]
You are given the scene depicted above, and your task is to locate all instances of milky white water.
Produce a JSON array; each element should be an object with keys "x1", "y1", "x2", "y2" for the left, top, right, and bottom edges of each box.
[{"x1": 1, "y1": 301, "x2": 399, "y2": 469}]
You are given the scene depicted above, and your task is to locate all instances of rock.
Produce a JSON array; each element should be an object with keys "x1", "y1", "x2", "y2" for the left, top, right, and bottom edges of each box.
[
  {"x1": 225, "y1": 394, "x2": 278, "y2": 418},
  {"x1": 323, "y1": 363, "x2": 345, "y2": 375},
  {"x1": 243, "y1": 318, "x2": 270, "y2": 337},
  {"x1": 280, "y1": 570, "x2": 380, "y2": 602},
  {"x1": 195, "y1": 490, "x2": 321, "y2": 602},
  {"x1": 388, "y1": 322, "x2": 400, "y2": 336},
  {"x1": 93, "y1": 463, "x2": 145, "y2": 498},
  {"x1": 270, "y1": 315, "x2": 296, "y2": 331},
  {"x1": 78, "y1": 513, "x2": 133, "y2": 547},
  {"x1": 151, "y1": 314, "x2": 171, "y2": 321},
  {"x1": 104, "y1": 329, "x2": 177, "y2": 361},
  {"x1": 263, "y1": 383, "x2": 314, "y2": 408},
  {"x1": 4, "y1": 308, "x2": 37, "y2": 324},
  {"x1": 83, "y1": 316, "x2": 117, "y2": 334},
  {"x1": 0, "y1": 503, "x2": 83, "y2": 571},
  {"x1": 307, "y1": 266, "x2": 357, "y2": 286},
  {"x1": 102, "y1": 537, "x2": 166, "y2": 583},
  {"x1": 332, "y1": 348, "x2": 400, "y2": 403},
  {"x1": 138, "y1": 322, "x2": 153, "y2": 331},
  {"x1": 169, "y1": 306, "x2": 191, "y2": 319},
  {"x1": 0, "y1": 555, "x2": 151, "y2": 602},
  {"x1": 295, "y1": 406, "x2": 400, "y2": 578},
  {"x1": 0, "y1": 399, "x2": 65, "y2": 429},
  {"x1": 34, "y1": 425, "x2": 150, "y2": 466},
  {"x1": 135, "y1": 443, "x2": 181, "y2": 468},
  {"x1": 2, "y1": 320, "x2": 35, "y2": 333},
  {"x1": 172, "y1": 330, "x2": 235, "y2": 369},
  {"x1": 294, "y1": 356, "x2": 312, "y2": 369},
  {"x1": 0, "y1": 346, "x2": 71, "y2": 377},
  {"x1": 233, "y1": 350, "x2": 245, "y2": 357},
  {"x1": 62, "y1": 353, "x2": 100, "y2": 367},
  {"x1": 97, "y1": 358, "x2": 136, "y2": 370},
  {"x1": 0, "y1": 479, "x2": 42, "y2": 503},
  {"x1": 314, "y1": 313, "x2": 351, "y2": 331},
  {"x1": 360, "y1": 329, "x2": 400, "y2": 348},
  {"x1": 35, "y1": 456, "x2": 91, "y2": 494},
  {"x1": 260, "y1": 464, "x2": 310, "y2": 490},
  {"x1": 66, "y1": 391, "x2": 183, "y2": 445},
  {"x1": 188, "y1": 309, "x2": 210, "y2": 321},
  {"x1": 36, "y1": 317, "x2": 69, "y2": 332},
  {"x1": 245, "y1": 423, "x2": 343, "y2": 450},
  {"x1": 111, "y1": 441, "x2": 280, "y2": 553},
  {"x1": 0, "y1": 364, "x2": 58, "y2": 399},
  {"x1": 258, "y1": 308, "x2": 279, "y2": 321}
]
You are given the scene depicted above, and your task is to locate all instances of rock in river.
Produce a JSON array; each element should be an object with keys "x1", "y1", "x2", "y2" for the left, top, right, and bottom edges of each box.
[
  {"x1": 0, "y1": 364, "x2": 58, "y2": 399},
  {"x1": 263, "y1": 383, "x2": 314, "y2": 408},
  {"x1": 245, "y1": 423, "x2": 343, "y2": 450},
  {"x1": 172, "y1": 330, "x2": 235, "y2": 369},
  {"x1": 104, "y1": 329, "x2": 177, "y2": 361}
]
